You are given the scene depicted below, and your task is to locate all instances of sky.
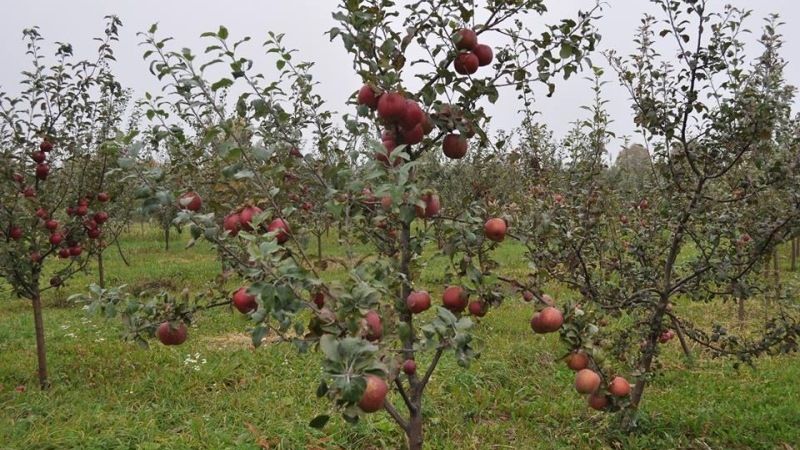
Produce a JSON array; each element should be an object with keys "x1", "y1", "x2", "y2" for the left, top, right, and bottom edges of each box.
[{"x1": 1, "y1": 1, "x2": 798, "y2": 158}]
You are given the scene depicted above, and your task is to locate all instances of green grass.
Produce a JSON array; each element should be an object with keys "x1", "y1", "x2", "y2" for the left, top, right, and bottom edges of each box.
[{"x1": 1, "y1": 224, "x2": 799, "y2": 449}]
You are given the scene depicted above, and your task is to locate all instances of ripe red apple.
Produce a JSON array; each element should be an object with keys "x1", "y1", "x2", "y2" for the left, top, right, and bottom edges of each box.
[
  {"x1": 76, "y1": 205, "x2": 89, "y2": 217},
  {"x1": 454, "y1": 52, "x2": 479, "y2": 75},
  {"x1": 377, "y1": 92, "x2": 406, "y2": 122},
  {"x1": 94, "y1": 211, "x2": 109, "y2": 224},
  {"x1": 566, "y1": 351, "x2": 590, "y2": 371},
  {"x1": 406, "y1": 290, "x2": 431, "y2": 314},
  {"x1": 442, "y1": 134, "x2": 467, "y2": 159},
  {"x1": 267, "y1": 218, "x2": 290, "y2": 244},
  {"x1": 31, "y1": 151, "x2": 46, "y2": 163},
  {"x1": 313, "y1": 291, "x2": 325, "y2": 309},
  {"x1": 472, "y1": 44, "x2": 493, "y2": 66},
  {"x1": 156, "y1": 321, "x2": 188, "y2": 346},
  {"x1": 401, "y1": 100, "x2": 424, "y2": 128},
  {"x1": 23, "y1": 187, "x2": 36, "y2": 198},
  {"x1": 35, "y1": 208, "x2": 48, "y2": 219},
  {"x1": 575, "y1": 369, "x2": 601, "y2": 394},
  {"x1": 530, "y1": 306, "x2": 563, "y2": 333},
  {"x1": 402, "y1": 359, "x2": 417, "y2": 376},
  {"x1": 658, "y1": 329, "x2": 675, "y2": 343},
  {"x1": 223, "y1": 213, "x2": 242, "y2": 236},
  {"x1": 421, "y1": 114, "x2": 434, "y2": 134},
  {"x1": 608, "y1": 376, "x2": 631, "y2": 397},
  {"x1": 289, "y1": 147, "x2": 303, "y2": 158},
  {"x1": 45, "y1": 220, "x2": 59, "y2": 231},
  {"x1": 522, "y1": 291, "x2": 534, "y2": 302},
  {"x1": 78, "y1": 198, "x2": 90, "y2": 207},
  {"x1": 588, "y1": 392, "x2": 609, "y2": 411},
  {"x1": 178, "y1": 192, "x2": 202, "y2": 211},
  {"x1": 9, "y1": 227, "x2": 23, "y2": 240},
  {"x1": 239, "y1": 206, "x2": 263, "y2": 231},
  {"x1": 415, "y1": 192, "x2": 441, "y2": 219},
  {"x1": 400, "y1": 123, "x2": 424, "y2": 145},
  {"x1": 364, "y1": 310, "x2": 382, "y2": 341},
  {"x1": 639, "y1": 199, "x2": 649, "y2": 210},
  {"x1": 58, "y1": 248, "x2": 70, "y2": 259},
  {"x1": 69, "y1": 245, "x2": 82, "y2": 257},
  {"x1": 453, "y1": 28, "x2": 478, "y2": 50},
  {"x1": 97, "y1": 192, "x2": 110, "y2": 202},
  {"x1": 83, "y1": 219, "x2": 98, "y2": 230},
  {"x1": 484, "y1": 218, "x2": 507, "y2": 242},
  {"x1": 232, "y1": 287, "x2": 257, "y2": 314},
  {"x1": 35, "y1": 164, "x2": 50, "y2": 180},
  {"x1": 358, "y1": 374, "x2": 388, "y2": 413},
  {"x1": 87, "y1": 228, "x2": 102, "y2": 239},
  {"x1": 50, "y1": 233, "x2": 64, "y2": 246},
  {"x1": 357, "y1": 84, "x2": 379, "y2": 109},
  {"x1": 30, "y1": 252, "x2": 41, "y2": 263},
  {"x1": 468, "y1": 300, "x2": 488, "y2": 317},
  {"x1": 442, "y1": 286, "x2": 468, "y2": 313},
  {"x1": 40, "y1": 140, "x2": 53, "y2": 152}
]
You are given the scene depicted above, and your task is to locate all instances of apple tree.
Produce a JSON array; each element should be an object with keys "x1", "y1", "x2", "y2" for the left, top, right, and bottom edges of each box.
[
  {"x1": 518, "y1": 1, "x2": 800, "y2": 429},
  {"x1": 0, "y1": 16, "x2": 128, "y2": 389}
]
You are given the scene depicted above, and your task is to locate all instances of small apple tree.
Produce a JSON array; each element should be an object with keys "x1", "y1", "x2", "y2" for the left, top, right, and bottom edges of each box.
[
  {"x1": 0, "y1": 16, "x2": 128, "y2": 388},
  {"x1": 518, "y1": 2, "x2": 800, "y2": 429},
  {"x1": 89, "y1": 2, "x2": 601, "y2": 448}
]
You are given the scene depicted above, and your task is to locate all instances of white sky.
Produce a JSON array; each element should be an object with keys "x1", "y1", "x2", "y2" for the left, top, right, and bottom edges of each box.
[{"x1": 1, "y1": 1, "x2": 798, "y2": 157}]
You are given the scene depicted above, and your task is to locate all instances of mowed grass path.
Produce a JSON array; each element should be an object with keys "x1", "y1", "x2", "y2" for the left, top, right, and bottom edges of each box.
[{"x1": 1, "y1": 225, "x2": 799, "y2": 449}]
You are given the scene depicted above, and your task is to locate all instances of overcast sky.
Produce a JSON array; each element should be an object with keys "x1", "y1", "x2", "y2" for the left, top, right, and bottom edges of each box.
[{"x1": 1, "y1": 1, "x2": 798, "y2": 158}]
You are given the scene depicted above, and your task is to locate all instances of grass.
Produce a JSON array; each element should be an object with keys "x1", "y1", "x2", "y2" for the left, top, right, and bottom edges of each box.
[{"x1": 1, "y1": 224, "x2": 799, "y2": 449}]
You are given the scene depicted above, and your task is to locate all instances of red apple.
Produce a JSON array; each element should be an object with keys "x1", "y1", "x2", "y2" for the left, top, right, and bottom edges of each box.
[
  {"x1": 522, "y1": 291, "x2": 534, "y2": 302},
  {"x1": 156, "y1": 321, "x2": 188, "y2": 346},
  {"x1": 406, "y1": 290, "x2": 431, "y2": 314},
  {"x1": 83, "y1": 219, "x2": 98, "y2": 230},
  {"x1": 40, "y1": 140, "x2": 53, "y2": 152},
  {"x1": 76, "y1": 205, "x2": 89, "y2": 217},
  {"x1": 97, "y1": 192, "x2": 110, "y2": 202},
  {"x1": 566, "y1": 351, "x2": 590, "y2": 371},
  {"x1": 239, "y1": 206, "x2": 263, "y2": 231},
  {"x1": 87, "y1": 228, "x2": 102, "y2": 239},
  {"x1": 364, "y1": 310, "x2": 382, "y2": 341},
  {"x1": 658, "y1": 329, "x2": 675, "y2": 343},
  {"x1": 588, "y1": 392, "x2": 609, "y2": 411},
  {"x1": 35, "y1": 164, "x2": 50, "y2": 180},
  {"x1": 575, "y1": 369, "x2": 601, "y2": 394},
  {"x1": 178, "y1": 192, "x2": 202, "y2": 211},
  {"x1": 69, "y1": 246, "x2": 82, "y2": 257},
  {"x1": 357, "y1": 84, "x2": 379, "y2": 109},
  {"x1": 608, "y1": 376, "x2": 631, "y2": 397},
  {"x1": 442, "y1": 134, "x2": 468, "y2": 159},
  {"x1": 94, "y1": 211, "x2": 109, "y2": 224},
  {"x1": 35, "y1": 208, "x2": 48, "y2": 219},
  {"x1": 45, "y1": 220, "x2": 59, "y2": 231},
  {"x1": 31, "y1": 151, "x2": 46, "y2": 163},
  {"x1": 468, "y1": 300, "x2": 488, "y2": 317},
  {"x1": 377, "y1": 92, "x2": 406, "y2": 122},
  {"x1": 30, "y1": 252, "x2": 42, "y2": 263},
  {"x1": 58, "y1": 248, "x2": 70, "y2": 259},
  {"x1": 454, "y1": 52, "x2": 479, "y2": 75},
  {"x1": 484, "y1": 218, "x2": 507, "y2": 242},
  {"x1": 442, "y1": 286, "x2": 468, "y2": 313},
  {"x1": 401, "y1": 100, "x2": 424, "y2": 128},
  {"x1": 223, "y1": 213, "x2": 242, "y2": 236},
  {"x1": 530, "y1": 306, "x2": 563, "y2": 333},
  {"x1": 402, "y1": 359, "x2": 417, "y2": 376},
  {"x1": 23, "y1": 187, "x2": 36, "y2": 198},
  {"x1": 313, "y1": 291, "x2": 325, "y2": 309},
  {"x1": 472, "y1": 44, "x2": 493, "y2": 66},
  {"x1": 400, "y1": 124, "x2": 424, "y2": 145},
  {"x1": 453, "y1": 28, "x2": 478, "y2": 50},
  {"x1": 415, "y1": 192, "x2": 441, "y2": 219},
  {"x1": 9, "y1": 227, "x2": 23, "y2": 240},
  {"x1": 49, "y1": 233, "x2": 64, "y2": 246},
  {"x1": 267, "y1": 218, "x2": 290, "y2": 244},
  {"x1": 358, "y1": 375, "x2": 388, "y2": 413},
  {"x1": 232, "y1": 287, "x2": 257, "y2": 314}
]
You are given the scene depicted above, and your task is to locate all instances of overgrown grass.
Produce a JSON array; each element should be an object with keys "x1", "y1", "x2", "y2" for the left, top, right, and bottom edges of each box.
[{"x1": 1, "y1": 224, "x2": 799, "y2": 449}]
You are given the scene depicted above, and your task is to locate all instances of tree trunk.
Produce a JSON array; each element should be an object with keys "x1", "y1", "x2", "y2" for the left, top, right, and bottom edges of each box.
[
  {"x1": 31, "y1": 293, "x2": 49, "y2": 389},
  {"x1": 97, "y1": 252, "x2": 105, "y2": 288},
  {"x1": 164, "y1": 221, "x2": 170, "y2": 251},
  {"x1": 406, "y1": 407, "x2": 424, "y2": 450},
  {"x1": 737, "y1": 297, "x2": 745, "y2": 324},
  {"x1": 317, "y1": 233, "x2": 323, "y2": 261},
  {"x1": 791, "y1": 238, "x2": 797, "y2": 272}
]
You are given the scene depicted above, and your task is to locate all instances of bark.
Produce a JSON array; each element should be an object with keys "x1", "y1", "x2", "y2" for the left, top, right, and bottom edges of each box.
[
  {"x1": 406, "y1": 409, "x2": 423, "y2": 450},
  {"x1": 317, "y1": 233, "x2": 323, "y2": 261},
  {"x1": 97, "y1": 252, "x2": 105, "y2": 288},
  {"x1": 164, "y1": 221, "x2": 170, "y2": 251},
  {"x1": 31, "y1": 292, "x2": 49, "y2": 389}
]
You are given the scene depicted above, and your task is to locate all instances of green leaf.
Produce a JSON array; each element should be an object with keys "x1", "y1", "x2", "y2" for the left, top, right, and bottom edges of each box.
[{"x1": 309, "y1": 415, "x2": 330, "y2": 429}]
